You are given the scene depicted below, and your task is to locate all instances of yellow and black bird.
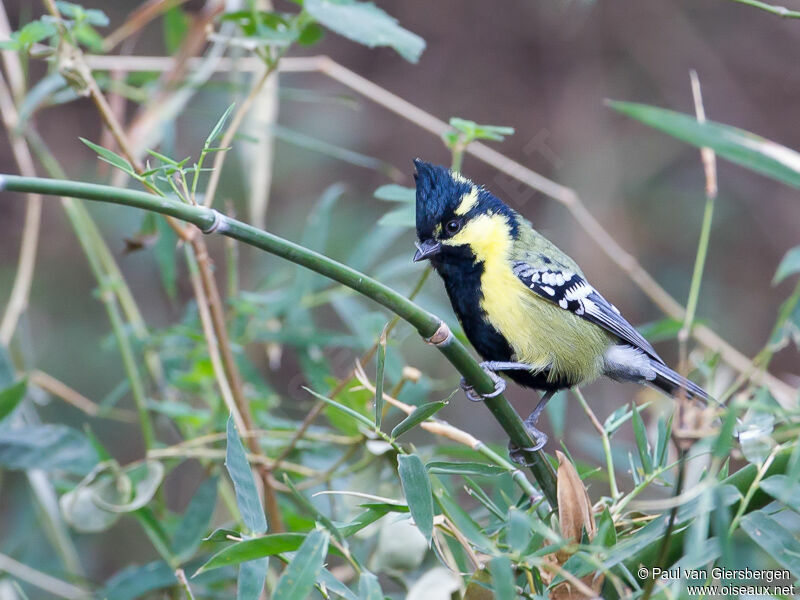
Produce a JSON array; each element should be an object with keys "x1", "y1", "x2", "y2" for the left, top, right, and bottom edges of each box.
[{"x1": 412, "y1": 159, "x2": 709, "y2": 456}]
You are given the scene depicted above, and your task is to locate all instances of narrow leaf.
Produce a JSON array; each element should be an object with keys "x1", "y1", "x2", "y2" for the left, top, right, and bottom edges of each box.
[
  {"x1": 375, "y1": 326, "x2": 387, "y2": 428},
  {"x1": 740, "y1": 511, "x2": 800, "y2": 574},
  {"x1": 0, "y1": 425, "x2": 98, "y2": 475},
  {"x1": 0, "y1": 377, "x2": 27, "y2": 422},
  {"x1": 631, "y1": 402, "x2": 653, "y2": 474},
  {"x1": 237, "y1": 558, "x2": 267, "y2": 600},
  {"x1": 774, "y1": 246, "x2": 800, "y2": 284},
  {"x1": 488, "y1": 556, "x2": 515, "y2": 600},
  {"x1": 225, "y1": 416, "x2": 267, "y2": 534},
  {"x1": 358, "y1": 572, "x2": 383, "y2": 600},
  {"x1": 397, "y1": 454, "x2": 434, "y2": 544},
  {"x1": 195, "y1": 534, "x2": 306, "y2": 575},
  {"x1": 172, "y1": 476, "x2": 219, "y2": 562},
  {"x1": 426, "y1": 461, "x2": 505, "y2": 477},
  {"x1": 609, "y1": 100, "x2": 800, "y2": 190},
  {"x1": 392, "y1": 398, "x2": 449, "y2": 439},
  {"x1": 80, "y1": 137, "x2": 135, "y2": 175},
  {"x1": 272, "y1": 530, "x2": 330, "y2": 600},
  {"x1": 305, "y1": 0, "x2": 425, "y2": 63},
  {"x1": 305, "y1": 386, "x2": 375, "y2": 429}
]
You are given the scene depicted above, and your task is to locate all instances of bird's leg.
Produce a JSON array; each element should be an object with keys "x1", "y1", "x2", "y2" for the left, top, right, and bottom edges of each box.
[
  {"x1": 509, "y1": 390, "x2": 555, "y2": 465},
  {"x1": 459, "y1": 361, "x2": 532, "y2": 402}
]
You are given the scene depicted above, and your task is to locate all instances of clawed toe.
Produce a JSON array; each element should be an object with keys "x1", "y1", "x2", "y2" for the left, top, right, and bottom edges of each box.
[
  {"x1": 459, "y1": 365, "x2": 506, "y2": 402},
  {"x1": 508, "y1": 433, "x2": 548, "y2": 465}
]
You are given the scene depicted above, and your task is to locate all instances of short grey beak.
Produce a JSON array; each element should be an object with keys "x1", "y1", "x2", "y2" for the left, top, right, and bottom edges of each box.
[{"x1": 413, "y1": 239, "x2": 441, "y2": 262}]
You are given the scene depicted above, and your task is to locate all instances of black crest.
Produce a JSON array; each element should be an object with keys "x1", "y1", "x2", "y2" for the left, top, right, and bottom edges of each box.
[{"x1": 413, "y1": 159, "x2": 472, "y2": 240}]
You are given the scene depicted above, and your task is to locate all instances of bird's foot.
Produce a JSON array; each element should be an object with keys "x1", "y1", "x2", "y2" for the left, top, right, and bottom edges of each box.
[
  {"x1": 459, "y1": 362, "x2": 507, "y2": 402},
  {"x1": 507, "y1": 392, "x2": 554, "y2": 465},
  {"x1": 508, "y1": 427, "x2": 548, "y2": 466}
]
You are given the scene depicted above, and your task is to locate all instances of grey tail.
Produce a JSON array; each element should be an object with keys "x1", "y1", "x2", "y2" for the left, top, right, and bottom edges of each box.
[{"x1": 649, "y1": 361, "x2": 712, "y2": 404}]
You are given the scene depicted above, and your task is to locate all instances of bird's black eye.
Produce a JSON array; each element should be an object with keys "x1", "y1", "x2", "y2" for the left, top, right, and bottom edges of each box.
[{"x1": 445, "y1": 219, "x2": 461, "y2": 235}]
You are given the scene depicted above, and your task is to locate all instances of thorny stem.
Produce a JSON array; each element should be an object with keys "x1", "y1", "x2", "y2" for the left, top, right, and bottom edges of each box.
[{"x1": 0, "y1": 174, "x2": 560, "y2": 508}]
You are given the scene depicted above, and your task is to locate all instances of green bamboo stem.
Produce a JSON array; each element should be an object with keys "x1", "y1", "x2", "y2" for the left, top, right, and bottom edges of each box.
[{"x1": 0, "y1": 174, "x2": 558, "y2": 506}]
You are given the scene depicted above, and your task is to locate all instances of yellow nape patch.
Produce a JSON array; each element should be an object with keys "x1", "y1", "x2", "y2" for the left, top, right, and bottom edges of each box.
[
  {"x1": 454, "y1": 187, "x2": 479, "y2": 215},
  {"x1": 451, "y1": 172, "x2": 472, "y2": 185},
  {"x1": 445, "y1": 213, "x2": 610, "y2": 383}
]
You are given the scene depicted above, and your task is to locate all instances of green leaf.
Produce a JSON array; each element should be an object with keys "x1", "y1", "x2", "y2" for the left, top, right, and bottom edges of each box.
[
  {"x1": 0, "y1": 20, "x2": 57, "y2": 50},
  {"x1": 740, "y1": 511, "x2": 800, "y2": 574},
  {"x1": 319, "y1": 567, "x2": 358, "y2": 600},
  {"x1": 195, "y1": 533, "x2": 306, "y2": 575},
  {"x1": 337, "y1": 505, "x2": 396, "y2": 538},
  {"x1": 506, "y1": 507, "x2": 532, "y2": 554},
  {"x1": 204, "y1": 528, "x2": 241, "y2": 543},
  {"x1": 374, "y1": 184, "x2": 415, "y2": 202},
  {"x1": 305, "y1": 0, "x2": 425, "y2": 63},
  {"x1": 205, "y1": 104, "x2": 235, "y2": 149},
  {"x1": 238, "y1": 559, "x2": 267, "y2": 600},
  {"x1": 378, "y1": 204, "x2": 415, "y2": 228},
  {"x1": 435, "y1": 487, "x2": 494, "y2": 552},
  {"x1": 163, "y1": 5, "x2": 190, "y2": 54},
  {"x1": 488, "y1": 556, "x2": 515, "y2": 600},
  {"x1": 80, "y1": 137, "x2": 136, "y2": 175},
  {"x1": 0, "y1": 425, "x2": 98, "y2": 475},
  {"x1": 56, "y1": 1, "x2": 109, "y2": 26},
  {"x1": 608, "y1": 100, "x2": 800, "y2": 189},
  {"x1": 0, "y1": 377, "x2": 27, "y2": 422},
  {"x1": 305, "y1": 386, "x2": 375, "y2": 429},
  {"x1": 631, "y1": 402, "x2": 653, "y2": 474},
  {"x1": 273, "y1": 529, "x2": 330, "y2": 600},
  {"x1": 391, "y1": 398, "x2": 450, "y2": 439},
  {"x1": 448, "y1": 118, "x2": 514, "y2": 144},
  {"x1": 101, "y1": 561, "x2": 182, "y2": 600},
  {"x1": 375, "y1": 326, "x2": 387, "y2": 428},
  {"x1": 637, "y1": 317, "x2": 685, "y2": 343},
  {"x1": 712, "y1": 406, "x2": 738, "y2": 459},
  {"x1": 172, "y1": 476, "x2": 219, "y2": 562},
  {"x1": 398, "y1": 454, "x2": 434, "y2": 544},
  {"x1": 774, "y1": 246, "x2": 800, "y2": 284},
  {"x1": 358, "y1": 572, "x2": 382, "y2": 600},
  {"x1": 759, "y1": 475, "x2": 800, "y2": 512},
  {"x1": 225, "y1": 416, "x2": 268, "y2": 534},
  {"x1": 426, "y1": 461, "x2": 505, "y2": 477}
]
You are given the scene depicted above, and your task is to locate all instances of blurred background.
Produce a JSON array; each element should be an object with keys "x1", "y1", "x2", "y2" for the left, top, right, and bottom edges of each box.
[{"x1": 1, "y1": 0, "x2": 799, "y2": 589}]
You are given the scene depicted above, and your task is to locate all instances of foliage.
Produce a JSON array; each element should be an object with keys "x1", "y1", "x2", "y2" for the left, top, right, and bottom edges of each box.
[{"x1": 0, "y1": 2, "x2": 799, "y2": 600}]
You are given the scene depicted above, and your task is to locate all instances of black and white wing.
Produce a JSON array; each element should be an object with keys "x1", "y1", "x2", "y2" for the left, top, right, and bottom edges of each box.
[{"x1": 511, "y1": 261, "x2": 665, "y2": 364}]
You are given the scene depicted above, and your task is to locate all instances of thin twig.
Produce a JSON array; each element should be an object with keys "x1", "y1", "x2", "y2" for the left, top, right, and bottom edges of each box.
[
  {"x1": 678, "y1": 70, "x2": 718, "y2": 370},
  {"x1": 0, "y1": 553, "x2": 89, "y2": 600},
  {"x1": 103, "y1": 0, "x2": 191, "y2": 52},
  {"x1": 175, "y1": 568, "x2": 196, "y2": 600},
  {"x1": 31, "y1": 370, "x2": 137, "y2": 421},
  {"x1": 573, "y1": 388, "x2": 619, "y2": 499},
  {"x1": 727, "y1": 0, "x2": 800, "y2": 18},
  {"x1": 203, "y1": 50, "x2": 286, "y2": 208},
  {"x1": 0, "y1": 71, "x2": 42, "y2": 345}
]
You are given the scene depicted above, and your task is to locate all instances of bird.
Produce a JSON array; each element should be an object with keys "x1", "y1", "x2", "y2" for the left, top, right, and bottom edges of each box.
[{"x1": 412, "y1": 158, "x2": 711, "y2": 459}]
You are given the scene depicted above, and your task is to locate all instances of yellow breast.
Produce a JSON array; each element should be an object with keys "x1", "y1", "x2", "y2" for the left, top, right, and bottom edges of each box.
[{"x1": 445, "y1": 213, "x2": 610, "y2": 384}]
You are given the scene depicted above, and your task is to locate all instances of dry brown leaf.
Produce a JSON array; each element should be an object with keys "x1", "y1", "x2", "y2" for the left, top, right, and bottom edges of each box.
[
  {"x1": 555, "y1": 450, "x2": 596, "y2": 560},
  {"x1": 541, "y1": 451, "x2": 604, "y2": 599}
]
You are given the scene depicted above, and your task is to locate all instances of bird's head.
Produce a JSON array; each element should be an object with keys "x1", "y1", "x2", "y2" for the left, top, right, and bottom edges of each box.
[{"x1": 413, "y1": 158, "x2": 518, "y2": 264}]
